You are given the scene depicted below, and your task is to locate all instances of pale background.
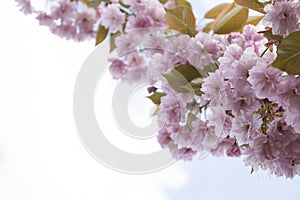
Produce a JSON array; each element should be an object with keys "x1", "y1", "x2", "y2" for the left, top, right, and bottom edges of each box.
[{"x1": 1, "y1": 1, "x2": 300, "y2": 200}]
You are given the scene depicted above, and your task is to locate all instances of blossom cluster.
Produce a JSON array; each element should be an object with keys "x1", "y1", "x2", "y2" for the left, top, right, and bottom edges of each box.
[
  {"x1": 262, "y1": 0, "x2": 300, "y2": 36},
  {"x1": 106, "y1": 0, "x2": 300, "y2": 178},
  {"x1": 16, "y1": 0, "x2": 99, "y2": 41},
  {"x1": 16, "y1": 0, "x2": 300, "y2": 178}
]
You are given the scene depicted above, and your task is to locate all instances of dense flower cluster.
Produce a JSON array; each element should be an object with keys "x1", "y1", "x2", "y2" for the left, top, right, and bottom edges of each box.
[
  {"x1": 262, "y1": 0, "x2": 300, "y2": 36},
  {"x1": 16, "y1": 0, "x2": 100, "y2": 41},
  {"x1": 16, "y1": 0, "x2": 300, "y2": 178}
]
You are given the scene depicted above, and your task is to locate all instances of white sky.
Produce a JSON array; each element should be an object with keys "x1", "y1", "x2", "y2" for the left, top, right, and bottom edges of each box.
[{"x1": 1, "y1": 1, "x2": 300, "y2": 200}]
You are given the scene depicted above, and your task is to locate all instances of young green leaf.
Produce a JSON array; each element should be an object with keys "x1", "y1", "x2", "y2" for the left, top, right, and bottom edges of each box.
[
  {"x1": 237, "y1": 15, "x2": 264, "y2": 32},
  {"x1": 213, "y1": 5, "x2": 249, "y2": 34},
  {"x1": 234, "y1": 0, "x2": 266, "y2": 14},
  {"x1": 147, "y1": 92, "x2": 166, "y2": 105},
  {"x1": 165, "y1": 5, "x2": 196, "y2": 37},
  {"x1": 180, "y1": 77, "x2": 203, "y2": 96},
  {"x1": 272, "y1": 31, "x2": 300, "y2": 75},
  {"x1": 151, "y1": 106, "x2": 160, "y2": 116},
  {"x1": 95, "y1": 25, "x2": 108, "y2": 46},
  {"x1": 163, "y1": 64, "x2": 201, "y2": 93},
  {"x1": 203, "y1": 22, "x2": 212, "y2": 33},
  {"x1": 85, "y1": 0, "x2": 102, "y2": 8},
  {"x1": 185, "y1": 112, "x2": 197, "y2": 127},
  {"x1": 109, "y1": 31, "x2": 120, "y2": 53},
  {"x1": 210, "y1": 2, "x2": 235, "y2": 30},
  {"x1": 245, "y1": 15, "x2": 263, "y2": 26},
  {"x1": 204, "y1": 3, "x2": 231, "y2": 19},
  {"x1": 173, "y1": 0, "x2": 192, "y2": 8}
]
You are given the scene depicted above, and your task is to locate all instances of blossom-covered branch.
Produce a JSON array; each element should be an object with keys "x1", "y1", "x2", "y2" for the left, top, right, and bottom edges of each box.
[{"x1": 16, "y1": 0, "x2": 300, "y2": 178}]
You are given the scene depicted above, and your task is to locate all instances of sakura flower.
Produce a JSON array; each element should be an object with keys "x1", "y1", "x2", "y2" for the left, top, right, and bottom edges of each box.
[
  {"x1": 114, "y1": 32, "x2": 141, "y2": 56},
  {"x1": 244, "y1": 117, "x2": 300, "y2": 178},
  {"x1": 36, "y1": 12, "x2": 54, "y2": 26},
  {"x1": 16, "y1": 0, "x2": 34, "y2": 15},
  {"x1": 122, "y1": 65, "x2": 148, "y2": 83},
  {"x1": 74, "y1": 9, "x2": 97, "y2": 41},
  {"x1": 285, "y1": 111, "x2": 300, "y2": 133},
  {"x1": 263, "y1": 1, "x2": 300, "y2": 36},
  {"x1": 49, "y1": 23, "x2": 77, "y2": 40},
  {"x1": 242, "y1": 25, "x2": 267, "y2": 55},
  {"x1": 75, "y1": 5, "x2": 97, "y2": 34},
  {"x1": 277, "y1": 76, "x2": 300, "y2": 112},
  {"x1": 157, "y1": 127, "x2": 173, "y2": 148},
  {"x1": 248, "y1": 65, "x2": 283, "y2": 100},
  {"x1": 143, "y1": 30, "x2": 167, "y2": 55},
  {"x1": 100, "y1": 4, "x2": 125, "y2": 33},
  {"x1": 125, "y1": 53, "x2": 146, "y2": 69},
  {"x1": 168, "y1": 143, "x2": 197, "y2": 161},
  {"x1": 201, "y1": 70, "x2": 228, "y2": 106},
  {"x1": 187, "y1": 34, "x2": 213, "y2": 70},
  {"x1": 157, "y1": 94, "x2": 183, "y2": 125},
  {"x1": 228, "y1": 47, "x2": 258, "y2": 82},
  {"x1": 225, "y1": 85, "x2": 260, "y2": 117},
  {"x1": 108, "y1": 58, "x2": 128, "y2": 79},
  {"x1": 231, "y1": 112, "x2": 262, "y2": 145},
  {"x1": 201, "y1": 126, "x2": 220, "y2": 152},
  {"x1": 194, "y1": 32, "x2": 220, "y2": 59},
  {"x1": 219, "y1": 43, "x2": 243, "y2": 77},
  {"x1": 51, "y1": 1, "x2": 77, "y2": 21},
  {"x1": 227, "y1": 32, "x2": 244, "y2": 47},
  {"x1": 166, "y1": 34, "x2": 191, "y2": 60},
  {"x1": 126, "y1": 15, "x2": 153, "y2": 31},
  {"x1": 170, "y1": 120, "x2": 206, "y2": 150},
  {"x1": 212, "y1": 137, "x2": 241, "y2": 157},
  {"x1": 207, "y1": 107, "x2": 232, "y2": 137}
]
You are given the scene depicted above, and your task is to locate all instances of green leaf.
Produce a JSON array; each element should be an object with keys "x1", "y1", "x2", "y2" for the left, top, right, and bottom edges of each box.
[
  {"x1": 272, "y1": 31, "x2": 300, "y2": 75},
  {"x1": 180, "y1": 77, "x2": 203, "y2": 96},
  {"x1": 203, "y1": 22, "x2": 212, "y2": 33},
  {"x1": 237, "y1": 15, "x2": 264, "y2": 32},
  {"x1": 109, "y1": 31, "x2": 120, "y2": 53},
  {"x1": 190, "y1": 77, "x2": 203, "y2": 91},
  {"x1": 185, "y1": 112, "x2": 197, "y2": 127},
  {"x1": 210, "y1": 2, "x2": 235, "y2": 30},
  {"x1": 245, "y1": 15, "x2": 264, "y2": 26},
  {"x1": 204, "y1": 3, "x2": 231, "y2": 19},
  {"x1": 95, "y1": 25, "x2": 108, "y2": 46},
  {"x1": 147, "y1": 92, "x2": 166, "y2": 105},
  {"x1": 234, "y1": 0, "x2": 266, "y2": 14},
  {"x1": 86, "y1": 0, "x2": 101, "y2": 8},
  {"x1": 213, "y1": 5, "x2": 249, "y2": 34},
  {"x1": 151, "y1": 106, "x2": 160, "y2": 116},
  {"x1": 163, "y1": 64, "x2": 202, "y2": 93},
  {"x1": 199, "y1": 62, "x2": 219, "y2": 77},
  {"x1": 173, "y1": 0, "x2": 192, "y2": 8},
  {"x1": 159, "y1": 0, "x2": 168, "y2": 3},
  {"x1": 165, "y1": 5, "x2": 197, "y2": 37}
]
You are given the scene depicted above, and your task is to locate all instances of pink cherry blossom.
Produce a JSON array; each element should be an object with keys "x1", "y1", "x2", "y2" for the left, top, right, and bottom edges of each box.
[
  {"x1": 100, "y1": 3, "x2": 126, "y2": 33},
  {"x1": 16, "y1": 0, "x2": 33, "y2": 15},
  {"x1": 263, "y1": 0, "x2": 300, "y2": 36},
  {"x1": 201, "y1": 70, "x2": 228, "y2": 106},
  {"x1": 212, "y1": 137, "x2": 241, "y2": 157},
  {"x1": 248, "y1": 65, "x2": 283, "y2": 100},
  {"x1": 36, "y1": 12, "x2": 54, "y2": 26},
  {"x1": 109, "y1": 58, "x2": 128, "y2": 79},
  {"x1": 51, "y1": 0, "x2": 77, "y2": 21},
  {"x1": 231, "y1": 112, "x2": 262, "y2": 145}
]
